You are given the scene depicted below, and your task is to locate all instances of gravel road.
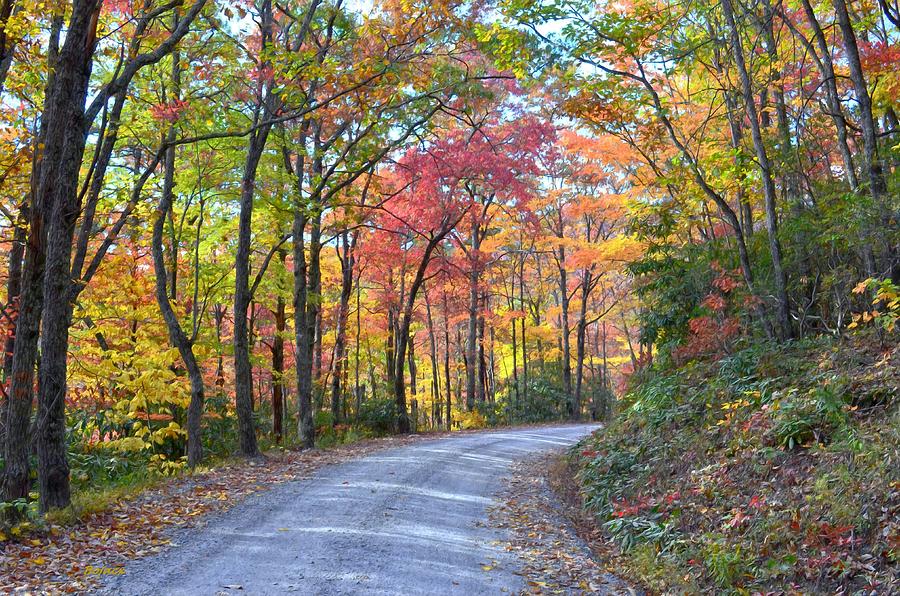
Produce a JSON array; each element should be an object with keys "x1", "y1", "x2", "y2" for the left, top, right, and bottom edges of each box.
[{"x1": 99, "y1": 424, "x2": 598, "y2": 595}]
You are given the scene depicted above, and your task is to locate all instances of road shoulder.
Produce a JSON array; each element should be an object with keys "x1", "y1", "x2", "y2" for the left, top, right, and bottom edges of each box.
[{"x1": 489, "y1": 451, "x2": 639, "y2": 595}]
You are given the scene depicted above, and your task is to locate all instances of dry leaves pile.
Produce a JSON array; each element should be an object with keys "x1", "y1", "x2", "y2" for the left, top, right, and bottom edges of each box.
[
  {"x1": 0, "y1": 434, "x2": 426, "y2": 594},
  {"x1": 489, "y1": 453, "x2": 637, "y2": 596}
]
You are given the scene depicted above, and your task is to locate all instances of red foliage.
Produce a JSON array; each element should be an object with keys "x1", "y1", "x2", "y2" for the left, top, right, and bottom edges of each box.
[{"x1": 149, "y1": 99, "x2": 190, "y2": 123}]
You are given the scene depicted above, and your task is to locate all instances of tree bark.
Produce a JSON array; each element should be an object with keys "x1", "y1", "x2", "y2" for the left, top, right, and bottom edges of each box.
[
  {"x1": 153, "y1": 121, "x2": 205, "y2": 469},
  {"x1": 232, "y1": 0, "x2": 276, "y2": 458},
  {"x1": 465, "y1": 221, "x2": 480, "y2": 411},
  {"x1": 556, "y1": 243, "x2": 573, "y2": 412},
  {"x1": 330, "y1": 232, "x2": 354, "y2": 425},
  {"x1": 30, "y1": 0, "x2": 103, "y2": 512},
  {"x1": 272, "y1": 250, "x2": 287, "y2": 443},
  {"x1": 831, "y1": 0, "x2": 895, "y2": 277},
  {"x1": 722, "y1": 0, "x2": 793, "y2": 340},
  {"x1": 443, "y1": 291, "x2": 452, "y2": 429}
]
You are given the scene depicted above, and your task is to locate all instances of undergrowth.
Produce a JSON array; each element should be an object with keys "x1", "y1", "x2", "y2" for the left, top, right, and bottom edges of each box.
[{"x1": 572, "y1": 332, "x2": 899, "y2": 593}]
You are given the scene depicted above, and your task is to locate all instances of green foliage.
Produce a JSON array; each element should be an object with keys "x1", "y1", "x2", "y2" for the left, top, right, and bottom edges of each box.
[
  {"x1": 603, "y1": 512, "x2": 680, "y2": 553},
  {"x1": 769, "y1": 383, "x2": 850, "y2": 450},
  {"x1": 500, "y1": 363, "x2": 570, "y2": 423},
  {"x1": 356, "y1": 398, "x2": 398, "y2": 435},
  {"x1": 701, "y1": 537, "x2": 748, "y2": 588},
  {"x1": 628, "y1": 244, "x2": 713, "y2": 349}
]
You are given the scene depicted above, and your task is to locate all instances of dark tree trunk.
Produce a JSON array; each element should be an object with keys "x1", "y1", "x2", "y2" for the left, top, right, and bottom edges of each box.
[
  {"x1": 233, "y1": 133, "x2": 269, "y2": 458},
  {"x1": 722, "y1": 0, "x2": 793, "y2": 340},
  {"x1": 510, "y1": 301, "x2": 518, "y2": 413},
  {"x1": 573, "y1": 271, "x2": 592, "y2": 421},
  {"x1": 519, "y1": 256, "x2": 528, "y2": 405},
  {"x1": 2, "y1": 9, "x2": 61, "y2": 508},
  {"x1": 424, "y1": 289, "x2": 441, "y2": 428},
  {"x1": 796, "y1": 0, "x2": 858, "y2": 190},
  {"x1": 30, "y1": 1, "x2": 104, "y2": 512},
  {"x1": 153, "y1": 123, "x2": 205, "y2": 468},
  {"x1": 831, "y1": 0, "x2": 895, "y2": 277},
  {"x1": 0, "y1": 209, "x2": 25, "y2": 446},
  {"x1": 299, "y1": 206, "x2": 322, "y2": 443},
  {"x1": 443, "y1": 292, "x2": 452, "y2": 429},
  {"x1": 272, "y1": 251, "x2": 287, "y2": 443},
  {"x1": 330, "y1": 232, "x2": 354, "y2": 426},
  {"x1": 232, "y1": 0, "x2": 276, "y2": 458},
  {"x1": 476, "y1": 291, "x2": 486, "y2": 405},
  {"x1": 393, "y1": 220, "x2": 459, "y2": 433},
  {"x1": 293, "y1": 205, "x2": 313, "y2": 448},
  {"x1": 465, "y1": 222, "x2": 480, "y2": 411},
  {"x1": 557, "y1": 244, "x2": 573, "y2": 412}
]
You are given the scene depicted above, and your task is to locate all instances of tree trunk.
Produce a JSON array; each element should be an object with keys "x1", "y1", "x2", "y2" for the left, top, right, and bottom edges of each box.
[
  {"x1": 29, "y1": 0, "x2": 104, "y2": 512},
  {"x1": 465, "y1": 231, "x2": 479, "y2": 411},
  {"x1": 831, "y1": 0, "x2": 895, "y2": 277},
  {"x1": 393, "y1": 222, "x2": 458, "y2": 433},
  {"x1": 232, "y1": 0, "x2": 276, "y2": 458},
  {"x1": 0, "y1": 209, "x2": 25, "y2": 446},
  {"x1": 722, "y1": 0, "x2": 793, "y2": 340},
  {"x1": 519, "y1": 255, "x2": 528, "y2": 405},
  {"x1": 233, "y1": 133, "x2": 269, "y2": 458},
  {"x1": 424, "y1": 289, "x2": 441, "y2": 428},
  {"x1": 153, "y1": 131, "x2": 205, "y2": 468},
  {"x1": 476, "y1": 291, "x2": 486, "y2": 405},
  {"x1": 557, "y1": 244, "x2": 573, "y2": 411},
  {"x1": 443, "y1": 291, "x2": 452, "y2": 429},
  {"x1": 300, "y1": 205, "x2": 322, "y2": 440},
  {"x1": 293, "y1": 205, "x2": 313, "y2": 448},
  {"x1": 796, "y1": 0, "x2": 858, "y2": 190},
  {"x1": 330, "y1": 232, "x2": 354, "y2": 426},
  {"x1": 573, "y1": 271, "x2": 592, "y2": 421},
  {"x1": 272, "y1": 251, "x2": 287, "y2": 443}
]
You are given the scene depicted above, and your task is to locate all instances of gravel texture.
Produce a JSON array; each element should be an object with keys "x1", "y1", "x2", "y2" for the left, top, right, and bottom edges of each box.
[{"x1": 98, "y1": 424, "x2": 598, "y2": 595}]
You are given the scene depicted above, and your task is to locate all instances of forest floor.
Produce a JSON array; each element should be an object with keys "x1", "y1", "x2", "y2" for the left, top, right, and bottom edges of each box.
[{"x1": 2, "y1": 424, "x2": 629, "y2": 594}]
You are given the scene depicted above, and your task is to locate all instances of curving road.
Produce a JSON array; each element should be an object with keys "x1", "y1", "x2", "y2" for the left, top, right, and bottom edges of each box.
[{"x1": 100, "y1": 424, "x2": 598, "y2": 595}]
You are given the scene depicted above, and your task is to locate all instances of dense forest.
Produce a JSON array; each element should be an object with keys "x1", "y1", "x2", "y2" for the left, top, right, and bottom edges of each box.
[{"x1": 0, "y1": 0, "x2": 896, "y2": 588}]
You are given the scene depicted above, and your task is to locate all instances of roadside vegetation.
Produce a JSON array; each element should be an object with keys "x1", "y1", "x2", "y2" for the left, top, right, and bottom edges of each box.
[{"x1": 571, "y1": 330, "x2": 898, "y2": 592}]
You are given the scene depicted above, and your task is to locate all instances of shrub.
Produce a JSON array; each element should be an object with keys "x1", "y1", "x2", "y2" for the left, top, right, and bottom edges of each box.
[
  {"x1": 356, "y1": 397, "x2": 397, "y2": 435},
  {"x1": 769, "y1": 383, "x2": 850, "y2": 449}
]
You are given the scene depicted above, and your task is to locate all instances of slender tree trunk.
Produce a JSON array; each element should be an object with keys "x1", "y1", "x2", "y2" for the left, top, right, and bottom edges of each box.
[
  {"x1": 476, "y1": 291, "x2": 486, "y2": 405},
  {"x1": 153, "y1": 131, "x2": 205, "y2": 468},
  {"x1": 393, "y1": 222, "x2": 458, "y2": 433},
  {"x1": 510, "y1": 305, "x2": 518, "y2": 413},
  {"x1": 272, "y1": 250, "x2": 287, "y2": 443},
  {"x1": 557, "y1": 244, "x2": 574, "y2": 411},
  {"x1": 519, "y1": 256, "x2": 528, "y2": 405},
  {"x1": 831, "y1": 0, "x2": 895, "y2": 277},
  {"x1": 294, "y1": 200, "x2": 322, "y2": 448},
  {"x1": 233, "y1": 0, "x2": 275, "y2": 457},
  {"x1": 0, "y1": 209, "x2": 25, "y2": 446},
  {"x1": 354, "y1": 272, "x2": 362, "y2": 420},
  {"x1": 795, "y1": 0, "x2": 858, "y2": 190},
  {"x1": 722, "y1": 0, "x2": 793, "y2": 340},
  {"x1": 466, "y1": 228, "x2": 480, "y2": 411},
  {"x1": 573, "y1": 270, "x2": 592, "y2": 421},
  {"x1": 424, "y1": 289, "x2": 441, "y2": 428},
  {"x1": 233, "y1": 131, "x2": 269, "y2": 458},
  {"x1": 330, "y1": 233, "x2": 354, "y2": 425},
  {"x1": 443, "y1": 291, "x2": 452, "y2": 429}
]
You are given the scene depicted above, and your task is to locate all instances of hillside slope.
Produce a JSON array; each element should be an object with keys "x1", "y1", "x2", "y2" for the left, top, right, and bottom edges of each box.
[{"x1": 570, "y1": 334, "x2": 899, "y2": 593}]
